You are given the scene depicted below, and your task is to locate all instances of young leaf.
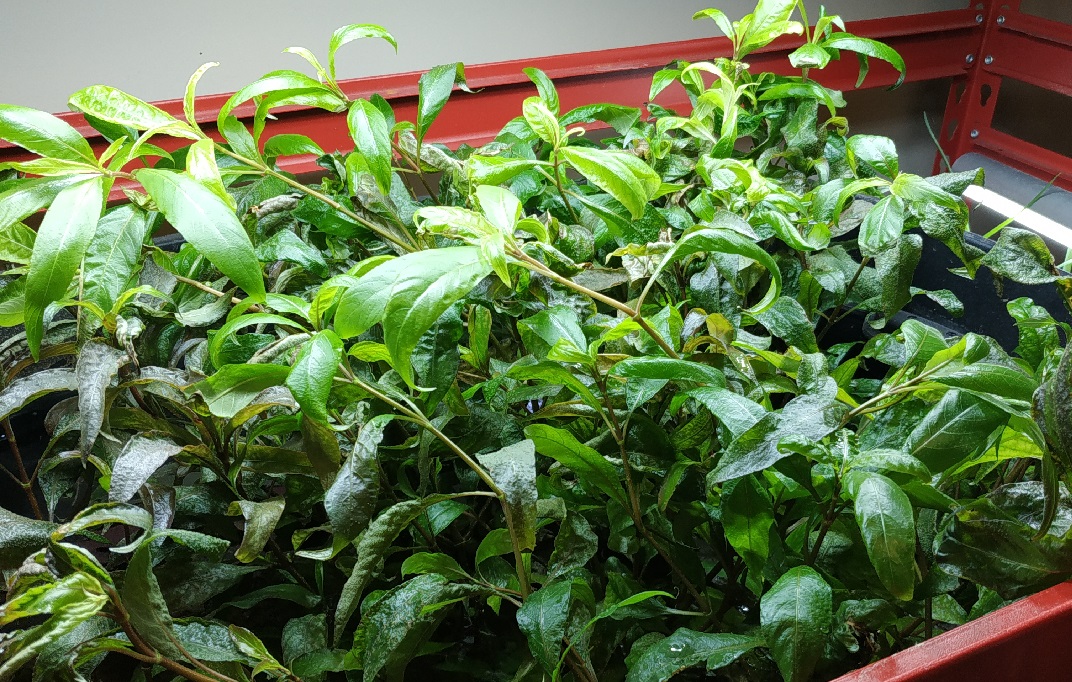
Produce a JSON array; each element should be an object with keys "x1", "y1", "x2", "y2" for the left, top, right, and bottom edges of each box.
[
  {"x1": 193, "y1": 364, "x2": 291, "y2": 419},
  {"x1": 327, "y1": 24, "x2": 397, "y2": 80},
  {"x1": 348, "y1": 98, "x2": 393, "y2": 194},
  {"x1": 324, "y1": 416, "x2": 387, "y2": 543},
  {"x1": 25, "y1": 175, "x2": 106, "y2": 358},
  {"x1": 477, "y1": 439, "x2": 538, "y2": 551},
  {"x1": 186, "y1": 137, "x2": 235, "y2": 210},
  {"x1": 69, "y1": 85, "x2": 192, "y2": 134},
  {"x1": 559, "y1": 146, "x2": 660, "y2": 220},
  {"x1": 858, "y1": 195, "x2": 905, "y2": 256},
  {"x1": 524, "y1": 424, "x2": 629, "y2": 508},
  {"x1": 523, "y1": 97, "x2": 562, "y2": 148},
  {"x1": 626, "y1": 629, "x2": 761, "y2": 682},
  {"x1": 217, "y1": 70, "x2": 345, "y2": 129},
  {"x1": 761, "y1": 566, "x2": 832, "y2": 682},
  {"x1": 333, "y1": 246, "x2": 492, "y2": 386},
  {"x1": 286, "y1": 330, "x2": 343, "y2": 423},
  {"x1": 417, "y1": 62, "x2": 468, "y2": 145},
  {"x1": 82, "y1": 205, "x2": 154, "y2": 314},
  {"x1": 228, "y1": 498, "x2": 286, "y2": 563},
  {"x1": 0, "y1": 104, "x2": 96, "y2": 163},
  {"x1": 524, "y1": 67, "x2": 560, "y2": 114},
  {"x1": 184, "y1": 61, "x2": 219, "y2": 129},
  {"x1": 822, "y1": 34, "x2": 907, "y2": 87},
  {"x1": 845, "y1": 470, "x2": 916, "y2": 601}
]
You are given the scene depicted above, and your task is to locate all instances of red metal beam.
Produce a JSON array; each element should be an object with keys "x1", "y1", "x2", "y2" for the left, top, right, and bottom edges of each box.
[
  {"x1": 0, "y1": 8, "x2": 980, "y2": 198},
  {"x1": 936, "y1": 0, "x2": 1072, "y2": 190},
  {"x1": 835, "y1": 582, "x2": 1072, "y2": 681}
]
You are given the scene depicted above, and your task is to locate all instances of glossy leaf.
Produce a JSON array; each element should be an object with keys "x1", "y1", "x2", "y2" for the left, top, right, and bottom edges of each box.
[
  {"x1": 325, "y1": 416, "x2": 386, "y2": 543},
  {"x1": 417, "y1": 62, "x2": 468, "y2": 144},
  {"x1": 228, "y1": 498, "x2": 286, "y2": 563},
  {"x1": 907, "y1": 390, "x2": 1008, "y2": 473},
  {"x1": 193, "y1": 364, "x2": 291, "y2": 419},
  {"x1": 559, "y1": 146, "x2": 660, "y2": 220},
  {"x1": 348, "y1": 98, "x2": 393, "y2": 193},
  {"x1": 25, "y1": 175, "x2": 106, "y2": 358},
  {"x1": 69, "y1": 85, "x2": 191, "y2": 134},
  {"x1": 82, "y1": 205, "x2": 154, "y2": 314},
  {"x1": 761, "y1": 566, "x2": 832, "y2": 682},
  {"x1": 286, "y1": 331, "x2": 343, "y2": 423},
  {"x1": 0, "y1": 104, "x2": 95, "y2": 163},
  {"x1": 626, "y1": 629, "x2": 761, "y2": 682},
  {"x1": 75, "y1": 341, "x2": 126, "y2": 456},
  {"x1": 858, "y1": 195, "x2": 905, "y2": 256},
  {"x1": 328, "y1": 24, "x2": 397, "y2": 80},
  {"x1": 721, "y1": 475, "x2": 774, "y2": 591},
  {"x1": 136, "y1": 169, "x2": 265, "y2": 300},
  {"x1": 525, "y1": 424, "x2": 628, "y2": 508},
  {"x1": 845, "y1": 470, "x2": 916, "y2": 600},
  {"x1": 477, "y1": 439, "x2": 538, "y2": 551}
]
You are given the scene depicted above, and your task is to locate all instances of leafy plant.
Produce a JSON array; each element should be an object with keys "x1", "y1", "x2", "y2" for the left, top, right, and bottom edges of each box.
[{"x1": 0, "y1": 1, "x2": 1070, "y2": 680}]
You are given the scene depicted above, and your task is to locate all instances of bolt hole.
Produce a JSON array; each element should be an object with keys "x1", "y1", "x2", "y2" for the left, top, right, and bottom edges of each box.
[
  {"x1": 955, "y1": 82, "x2": 966, "y2": 103},
  {"x1": 947, "y1": 120, "x2": 959, "y2": 140},
  {"x1": 980, "y1": 84, "x2": 993, "y2": 107}
]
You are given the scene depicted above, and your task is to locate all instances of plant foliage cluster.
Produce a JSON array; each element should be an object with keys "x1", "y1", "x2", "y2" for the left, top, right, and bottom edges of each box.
[{"x1": 0, "y1": 1, "x2": 1071, "y2": 680}]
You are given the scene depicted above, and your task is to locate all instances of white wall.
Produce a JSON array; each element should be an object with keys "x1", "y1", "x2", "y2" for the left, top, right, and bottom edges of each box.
[{"x1": 1, "y1": 1, "x2": 966, "y2": 113}]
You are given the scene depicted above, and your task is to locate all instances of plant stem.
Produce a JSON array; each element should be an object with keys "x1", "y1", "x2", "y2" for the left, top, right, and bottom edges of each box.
[
  {"x1": 841, "y1": 359, "x2": 953, "y2": 425},
  {"x1": 171, "y1": 273, "x2": 246, "y2": 306},
  {"x1": 341, "y1": 370, "x2": 531, "y2": 598},
  {"x1": 512, "y1": 250, "x2": 681, "y2": 359},
  {"x1": 2, "y1": 418, "x2": 43, "y2": 520},
  {"x1": 550, "y1": 152, "x2": 581, "y2": 224},
  {"x1": 817, "y1": 257, "x2": 869, "y2": 342},
  {"x1": 213, "y1": 145, "x2": 418, "y2": 253}
]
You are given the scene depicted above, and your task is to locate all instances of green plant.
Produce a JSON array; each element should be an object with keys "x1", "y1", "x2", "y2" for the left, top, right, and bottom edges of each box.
[{"x1": 0, "y1": 1, "x2": 1071, "y2": 680}]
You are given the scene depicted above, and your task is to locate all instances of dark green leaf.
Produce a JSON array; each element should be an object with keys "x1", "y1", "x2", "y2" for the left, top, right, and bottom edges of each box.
[
  {"x1": 477, "y1": 439, "x2": 538, "y2": 551},
  {"x1": 76, "y1": 341, "x2": 125, "y2": 456},
  {"x1": 194, "y1": 364, "x2": 291, "y2": 419},
  {"x1": 227, "y1": 498, "x2": 286, "y2": 563},
  {"x1": 123, "y1": 542, "x2": 181, "y2": 657},
  {"x1": 109, "y1": 436, "x2": 182, "y2": 503},
  {"x1": 82, "y1": 205, "x2": 154, "y2": 314},
  {"x1": 626, "y1": 629, "x2": 761, "y2": 682},
  {"x1": 761, "y1": 566, "x2": 832, "y2": 682},
  {"x1": 325, "y1": 416, "x2": 386, "y2": 543},
  {"x1": 525, "y1": 424, "x2": 628, "y2": 508},
  {"x1": 981, "y1": 227, "x2": 1059, "y2": 285},
  {"x1": 286, "y1": 331, "x2": 342, "y2": 423},
  {"x1": 845, "y1": 470, "x2": 916, "y2": 601}
]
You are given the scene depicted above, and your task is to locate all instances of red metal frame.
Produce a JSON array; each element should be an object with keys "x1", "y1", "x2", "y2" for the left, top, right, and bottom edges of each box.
[
  {"x1": 0, "y1": 9, "x2": 980, "y2": 201},
  {"x1": 835, "y1": 581, "x2": 1072, "y2": 681},
  {"x1": 935, "y1": 0, "x2": 1072, "y2": 189}
]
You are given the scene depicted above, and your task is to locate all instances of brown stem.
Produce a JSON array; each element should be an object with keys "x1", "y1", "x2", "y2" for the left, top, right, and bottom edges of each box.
[
  {"x1": 3, "y1": 418, "x2": 43, "y2": 519},
  {"x1": 551, "y1": 152, "x2": 581, "y2": 224},
  {"x1": 171, "y1": 273, "x2": 245, "y2": 306}
]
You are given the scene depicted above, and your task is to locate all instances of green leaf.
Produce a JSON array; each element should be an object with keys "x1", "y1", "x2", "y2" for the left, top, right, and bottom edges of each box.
[
  {"x1": 626, "y1": 629, "x2": 761, "y2": 682},
  {"x1": 845, "y1": 470, "x2": 916, "y2": 601},
  {"x1": 524, "y1": 424, "x2": 628, "y2": 508},
  {"x1": 875, "y1": 233, "x2": 922, "y2": 320},
  {"x1": 1038, "y1": 343, "x2": 1072, "y2": 472},
  {"x1": 286, "y1": 331, "x2": 343, "y2": 423},
  {"x1": 721, "y1": 475, "x2": 774, "y2": 592},
  {"x1": 907, "y1": 390, "x2": 1008, "y2": 473},
  {"x1": 194, "y1": 364, "x2": 291, "y2": 419},
  {"x1": 559, "y1": 146, "x2": 660, "y2": 220},
  {"x1": 358, "y1": 574, "x2": 481, "y2": 682},
  {"x1": 333, "y1": 495, "x2": 453, "y2": 643},
  {"x1": 348, "y1": 99, "x2": 393, "y2": 194},
  {"x1": 411, "y1": 300, "x2": 464, "y2": 410},
  {"x1": 693, "y1": 8, "x2": 735, "y2": 40},
  {"x1": 788, "y1": 43, "x2": 831, "y2": 70},
  {"x1": 401, "y1": 552, "x2": 470, "y2": 581},
  {"x1": 334, "y1": 246, "x2": 492, "y2": 386},
  {"x1": 186, "y1": 137, "x2": 234, "y2": 209},
  {"x1": 174, "y1": 619, "x2": 250, "y2": 664},
  {"x1": 847, "y1": 135, "x2": 899, "y2": 178},
  {"x1": 0, "y1": 369, "x2": 78, "y2": 422},
  {"x1": 325, "y1": 416, "x2": 386, "y2": 543},
  {"x1": 76, "y1": 341, "x2": 126, "y2": 456},
  {"x1": 264, "y1": 133, "x2": 324, "y2": 158},
  {"x1": 753, "y1": 296, "x2": 818, "y2": 353},
  {"x1": 858, "y1": 195, "x2": 905, "y2": 256},
  {"x1": 610, "y1": 357, "x2": 726, "y2": 413},
  {"x1": 218, "y1": 70, "x2": 345, "y2": 129},
  {"x1": 981, "y1": 227, "x2": 1059, "y2": 285},
  {"x1": 761, "y1": 566, "x2": 832, "y2": 682},
  {"x1": 227, "y1": 498, "x2": 286, "y2": 563},
  {"x1": 821, "y1": 34, "x2": 906, "y2": 87},
  {"x1": 328, "y1": 24, "x2": 397, "y2": 80},
  {"x1": 209, "y1": 312, "x2": 306, "y2": 369},
  {"x1": 516, "y1": 579, "x2": 591, "y2": 676},
  {"x1": 123, "y1": 542, "x2": 181, "y2": 657},
  {"x1": 109, "y1": 436, "x2": 183, "y2": 503},
  {"x1": 0, "y1": 507, "x2": 56, "y2": 570},
  {"x1": 523, "y1": 97, "x2": 561, "y2": 148},
  {"x1": 136, "y1": 169, "x2": 264, "y2": 300},
  {"x1": 688, "y1": 387, "x2": 766, "y2": 439},
  {"x1": 738, "y1": 0, "x2": 803, "y2": 58},
  {"x1": 524, "y1": 67, "x2": 560, "y2": 114},
  {"x1": 0, "y1": 221, "x2": 35, "y2": 264},
  {"x1": 477, "y1": 439, "x2": 538, "y2": 551},
  {"x1": 417, "y1": 63, "x2": 468, "y2": 144},
  {"x1": 82, "y1": 205, "x2": 154, "y2": 314},
  {"x1": 256, "y1": 229, "x2": 329, "y2": 277},
  {"x1": 0, "y1": 104, "x2": 95, "y2": 163},
  {"x1": 53, "y1": 502, "x2": 153, "y2": 541},
  {"x1": 644, "y1": 227, "x2": 782, "y2": 315},
  {"x1": 184, "y1": 62, "x2": 219, "y2": 129},
  {"x1": 25, "y1": 175, "x2": 106, "y2": 358},
  {"x1": 518, "y1": 305, "x2": 587, "y2": 360},
  {"x1": 0, "y1": 572, "x2": 108, "y2": 681},
  {"x1": 69, "y1": 85, "x2": 190, "y2": 134},
  {"x1": 713, "y1": 392, "x2": 846, "y2": 482}
]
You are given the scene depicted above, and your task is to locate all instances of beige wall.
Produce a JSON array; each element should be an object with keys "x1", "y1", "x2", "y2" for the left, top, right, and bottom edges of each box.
[{"x1": 1, "y1": 1, "x2": 966, "y2": 113}]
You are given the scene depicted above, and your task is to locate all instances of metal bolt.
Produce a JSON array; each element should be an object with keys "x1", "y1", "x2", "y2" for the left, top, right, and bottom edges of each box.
[
  {"x1": 970, "y1": 129, "x2": 980, "y2": 139},
  {"x1": 976, "y1": 13, "x2": 984, "y2": 22},
  {"x1": 997, "y1": 15, "x2": 1006, "y2": 24},
  {"x1": 984, "y1": 55, "x2": 994, "y2": 64},
  {"x1": 966, "y1": 54, "x2": 976, "y2": 64}
]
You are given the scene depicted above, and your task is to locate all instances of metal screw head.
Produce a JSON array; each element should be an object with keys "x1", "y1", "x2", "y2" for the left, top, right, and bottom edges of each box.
[
  {"x1": 976, "y1": 13, "x2": 984, "y2": 22},
  {"x1": 970, "y1": 129, "x2": 980, "y2": 139},
  {"x1": 984, "y1": 55, "x2": 994, "y2": 65},
  {"x1": 997, "y1": 15, "x2": 1006, "y2": 24},
  {"x1": 966, "y1": 54, "x2": 976, "y2": 64}
]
